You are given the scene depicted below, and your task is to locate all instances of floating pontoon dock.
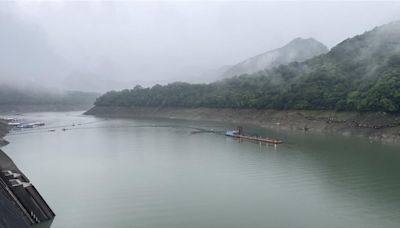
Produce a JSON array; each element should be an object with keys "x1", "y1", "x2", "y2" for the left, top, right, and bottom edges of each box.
[{"x1": 225, "y1": 127, "x2": 283, "y2": 145}]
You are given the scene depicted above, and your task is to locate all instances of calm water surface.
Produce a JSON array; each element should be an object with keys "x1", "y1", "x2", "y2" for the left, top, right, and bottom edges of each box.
[{"x1": 4, "y1": 111, "x2": 400, "y2": 228}]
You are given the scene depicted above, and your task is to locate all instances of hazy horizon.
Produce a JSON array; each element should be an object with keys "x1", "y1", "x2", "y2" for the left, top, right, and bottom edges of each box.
[{"x1": 1, "y1": 0, "x2": 400, "y2": 92}]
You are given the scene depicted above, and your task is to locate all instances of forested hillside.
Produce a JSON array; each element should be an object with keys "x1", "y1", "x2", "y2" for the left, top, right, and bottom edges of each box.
[{"x1": 95, "y1": 21, "x2": 400, "y2": 113}]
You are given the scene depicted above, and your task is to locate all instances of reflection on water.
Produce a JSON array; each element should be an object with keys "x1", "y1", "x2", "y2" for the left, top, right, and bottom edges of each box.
[{"x1": 4, "y1": 112, "x2": 400, "y2": 228}]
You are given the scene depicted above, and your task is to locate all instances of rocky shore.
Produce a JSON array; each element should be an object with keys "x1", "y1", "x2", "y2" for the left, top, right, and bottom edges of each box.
[
  {"x1": 0, "y1": 120, "x2": 10, "y2": 147},
  {"x1": 86, "y1": 106, "x2": 400, "y2": 144}
]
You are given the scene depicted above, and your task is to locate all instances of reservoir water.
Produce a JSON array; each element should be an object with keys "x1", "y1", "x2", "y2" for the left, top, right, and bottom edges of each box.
[{"x1": 4, "y1": 111, "x2": 400, "y2": 228}]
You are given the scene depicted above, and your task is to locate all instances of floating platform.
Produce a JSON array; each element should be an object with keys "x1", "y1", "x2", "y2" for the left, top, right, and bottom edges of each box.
[
  {"x1": 16, "y1": 122, "x2": 45, "y2": 129},
  {"x1": 225, "y1": 128, "x2": 283, "y2": 145}
]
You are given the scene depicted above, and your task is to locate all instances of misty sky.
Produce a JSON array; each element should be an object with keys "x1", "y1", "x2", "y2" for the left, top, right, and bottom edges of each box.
[{"x1": 1, "y1": 1, "x2": 400, "y2": 92}]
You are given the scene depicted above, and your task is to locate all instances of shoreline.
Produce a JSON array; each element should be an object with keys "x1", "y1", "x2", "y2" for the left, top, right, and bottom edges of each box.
[
  {"x1": 85, "y1": 106, "x2": 400, "y2": 144},
  {"x1": 0, "y1": 119, "x2": 55, "y2": 228}
]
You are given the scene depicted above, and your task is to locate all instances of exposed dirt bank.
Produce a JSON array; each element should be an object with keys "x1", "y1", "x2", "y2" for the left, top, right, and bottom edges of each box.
[{"x1": 85, "y1": 106, "x2": 400, "y2": 144}]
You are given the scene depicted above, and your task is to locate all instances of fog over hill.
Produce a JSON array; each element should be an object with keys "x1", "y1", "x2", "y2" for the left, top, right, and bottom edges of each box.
[
  {"x1": 0, "y1": 83, "x2": 99, "y2": 113},
  {"x1": 0, "y1": 1, "x2": 399, "y2": 92},
  {"x1": 221, "y1": 38, "x2": 328, "y2": 78}
]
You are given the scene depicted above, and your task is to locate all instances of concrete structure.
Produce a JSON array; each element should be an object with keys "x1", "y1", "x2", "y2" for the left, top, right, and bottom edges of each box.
[{"x1": 0, "y1": 119, "x2": 55, "y2": 228}]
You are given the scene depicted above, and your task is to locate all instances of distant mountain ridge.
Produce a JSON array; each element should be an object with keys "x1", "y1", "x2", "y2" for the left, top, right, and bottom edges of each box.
[
  {"x1": 221, "y1": 38, "x2": 329, "y2": 78},
  {"x1": 0, "y1": 84, "x2": 100, "y2": 113},
  {"x1": 94, "y1": 21, "x2": 400, "y2": 113}
]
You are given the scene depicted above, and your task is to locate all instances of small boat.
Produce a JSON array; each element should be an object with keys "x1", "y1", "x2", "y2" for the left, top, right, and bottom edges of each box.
[
  {"x1": 225, "y1": 130, "x2": 239, "y2": 137},
  {"x1": 17, "y1": 124, "x2": 34, "y2": 129}
]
